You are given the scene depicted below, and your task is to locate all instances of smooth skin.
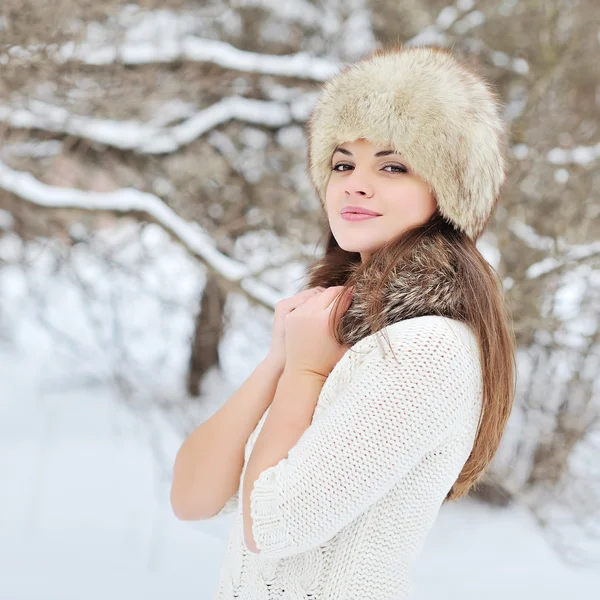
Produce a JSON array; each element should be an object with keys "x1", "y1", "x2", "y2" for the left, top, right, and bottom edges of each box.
[{"x1": 326, "y1": 138, "x2": 438, "y2": 263}]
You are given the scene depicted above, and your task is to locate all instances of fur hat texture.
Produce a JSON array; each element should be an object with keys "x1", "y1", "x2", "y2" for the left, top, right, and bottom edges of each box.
[{"x1": 307, "y1": 45, "x2": 509, "y2": 241}]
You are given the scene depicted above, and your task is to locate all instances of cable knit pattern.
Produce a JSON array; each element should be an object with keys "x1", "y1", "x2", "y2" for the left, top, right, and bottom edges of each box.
[{"x1": 210, "y1": 315, "x2": 483, "y2": 600}]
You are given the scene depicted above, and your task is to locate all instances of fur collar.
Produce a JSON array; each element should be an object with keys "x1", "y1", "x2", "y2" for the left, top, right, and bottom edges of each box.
[{"x1": 339, "y1": 234, "x2": 467, "y2": 348}]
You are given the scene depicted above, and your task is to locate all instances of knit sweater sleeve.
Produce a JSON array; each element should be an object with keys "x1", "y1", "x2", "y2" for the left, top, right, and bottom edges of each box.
[{"x1": 246, "y1": 317, "x2": 480, "y2": 560}]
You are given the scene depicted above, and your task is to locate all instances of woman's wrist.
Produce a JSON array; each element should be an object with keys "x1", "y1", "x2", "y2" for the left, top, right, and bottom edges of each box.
[
  {"x1": 259, "y1": 354, "x2": 285, "y2": 377},
  {"x1": 272, "y1": 366, "x2": 325, "y2": 414},
  {"x1": 282, "y1": 362, "x2": 329, "y2": 382}
]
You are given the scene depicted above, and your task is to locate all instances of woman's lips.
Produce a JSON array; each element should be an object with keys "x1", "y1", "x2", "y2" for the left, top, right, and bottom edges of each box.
[{"x1": 341, "y1": 213, "x2": 381, "y2": 221}]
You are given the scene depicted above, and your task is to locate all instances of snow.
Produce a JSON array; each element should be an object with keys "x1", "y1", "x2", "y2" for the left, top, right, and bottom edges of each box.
[
  {"x1": 406, "y1": 1, "x2": 530, "y2": 76},
  {"x1": 412, "y1": 500, "x2": 600, "y2": 598},
  {"x1": 499, "y1": 213, "x2": 600, "y2": 279},
  {"x1": 57, "y1": 30, "x2": 339, "y2": 81},
  {"x1": 452, "y1": 10, "x2": 486, "y2": 35},
  {"x1": 436, "y1": 6, "x2": 460, "y2": 30},
  {"x1": 0, "y1": 139, "x2": 63, "y2": 159},
  {"x1": 526, "y1": 240, "x2": 600, "y2": 279},
  {"x1": 1, "y1": 221, "x2": 598, "y2": 600},
  {"x1": 229, "y1": 0, "x2": 324, "y2": 28},
  {"x1": 26, "y1": 2, "x2": 349, "y2": 75},
  {"x1": 0, "y1": 350, "x2": 227, "y2": 600},
  {"x1": 548, "y1": 144, "x2": 600, "y2": 166},
  {"x1": 0, "y1": 97, "x2": 293, "y2": 155},
  {"x1": 0, "y1": 160, "x2": 290, "y2": 309},
  {"x1": 2, "y1": 341, "x2": 599, "y2": 599}
]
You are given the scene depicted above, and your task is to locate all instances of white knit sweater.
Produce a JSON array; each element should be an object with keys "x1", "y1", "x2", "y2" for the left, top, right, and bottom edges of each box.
[{"x1": 210, "y1": 315, "x2": 483, "y2": 600}]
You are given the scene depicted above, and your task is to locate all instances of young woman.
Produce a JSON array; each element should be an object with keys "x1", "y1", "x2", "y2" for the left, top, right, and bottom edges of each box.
[{"x1": 171, "y1": 45, "x2": 516, "y2": 599}]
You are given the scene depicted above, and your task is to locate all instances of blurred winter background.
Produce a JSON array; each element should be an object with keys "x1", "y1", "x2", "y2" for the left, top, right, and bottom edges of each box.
[{"x1": 1, "y1": 0, "x2": 599, "y2": 598}]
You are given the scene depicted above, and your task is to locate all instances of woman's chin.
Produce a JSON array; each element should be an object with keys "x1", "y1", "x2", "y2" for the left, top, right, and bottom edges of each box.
[
  {"x1": 338, "y1": 243, "x2": 378, "y2": 256},
  {"x1": 332, "y1": 231, "x2": 381, "y2": 255}
]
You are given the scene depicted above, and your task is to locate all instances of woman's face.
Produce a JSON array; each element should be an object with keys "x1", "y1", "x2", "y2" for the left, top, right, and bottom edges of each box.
[{"x1": 325, "y1": 138, "x2": 437, "y2": 263}]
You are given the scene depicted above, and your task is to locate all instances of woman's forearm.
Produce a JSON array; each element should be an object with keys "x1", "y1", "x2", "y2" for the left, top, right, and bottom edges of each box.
[
  {"x1": 170, "y1": 358, "x2": 283, "y2": 520},
  {"x1": 242, "y1": 367, "x2": 326, "y2": 553}
]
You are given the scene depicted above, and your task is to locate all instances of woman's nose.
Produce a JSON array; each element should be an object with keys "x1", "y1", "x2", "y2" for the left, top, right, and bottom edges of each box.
[
  {"x1": 345, "y1": 173, "x2": 374, "y2": 198},
  {"x1": 347, "y1": 189, "x2": 374, "y2": 197}
]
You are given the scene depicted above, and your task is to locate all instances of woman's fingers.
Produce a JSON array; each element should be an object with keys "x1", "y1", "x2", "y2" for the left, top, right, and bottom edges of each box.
[
  {"x1": 307, "y1": 285, "x2": 350, "y2": 311},
  {"x1": 328, "y1": 285, "x2": 353, "y2": 311},
  {"x1": 281, "y1": 286, "x2": 325, "y2": 312},
  {"x1": 286, "y1": 286, "x2": 352, "y2": 314}
]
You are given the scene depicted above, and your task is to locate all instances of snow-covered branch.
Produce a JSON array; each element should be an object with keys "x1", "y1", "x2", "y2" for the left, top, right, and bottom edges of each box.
[
  {"x1": 48, "y1": 36, "x2": 339, "y2": 81},
  {"x1": 0, "y1": 97, "x2": 298, "y2": 154},
  {"x1": 228, "y1": 0, "x2": 325, "y2": 29},
  {"x1": 407, "y1": 1, "x2": 476, "y2": 46},
  {"x1": 0, "y1": 159, "x2": 286, "y2": 309},
  {"x1": 547, "y1": 144, "x2": 600, "y2": 166},
  {"x1": 407, "y1": 1, "x2": 529, "y2": 75},
  {"x1": 526, "y1": 242, "x2": 600, "y2": 280},
  {"x1": 2, "y1": 2, "x2": 342, "y2": 78},
  {"x1": 512, "y1": 142, "x2": 600, "y2": 167},
  {"x1": 504, "y1": 217, "x2": 600, "y2": 279},
  {"x1": 507, "y1": 218, "x2": 567, "y2": 254},
  {"x1": 0, "y1": 139, "x2": 63, "y2": 159}
]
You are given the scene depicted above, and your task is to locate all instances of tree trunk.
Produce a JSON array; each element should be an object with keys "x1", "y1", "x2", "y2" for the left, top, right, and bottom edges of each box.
[{"x1": 186, "y1": 272, "x2": 227, "y2": 397}]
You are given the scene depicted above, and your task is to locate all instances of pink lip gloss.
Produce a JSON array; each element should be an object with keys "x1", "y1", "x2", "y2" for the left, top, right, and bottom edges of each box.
[{"x1": 341, "y1": 213, "x2": 381, "y2": 221}]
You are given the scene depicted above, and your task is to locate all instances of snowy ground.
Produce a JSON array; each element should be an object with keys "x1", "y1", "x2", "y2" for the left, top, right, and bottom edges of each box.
[{"x1": 2, "y1": 342, "x2": 599, "y2": 600}]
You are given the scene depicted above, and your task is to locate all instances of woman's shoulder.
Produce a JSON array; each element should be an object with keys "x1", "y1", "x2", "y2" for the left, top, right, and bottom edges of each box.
[
  {"x1": 351, "y1": 315, "x2": 480, "y2": 372},
  {"x1": 388, "y1": 315, "x2": 478, "y2": 348},
  {"x1": 339, "y1": 315, "x2": 483, "y2": 423}
]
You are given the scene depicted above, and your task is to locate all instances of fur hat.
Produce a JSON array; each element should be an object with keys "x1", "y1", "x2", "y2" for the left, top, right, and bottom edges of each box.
[{"x1": 306, "y1": 45, "x2": 509, "y2": 241}]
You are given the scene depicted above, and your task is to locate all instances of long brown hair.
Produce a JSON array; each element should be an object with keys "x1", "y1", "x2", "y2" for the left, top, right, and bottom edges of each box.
[{"x1": 302, "y1": 208, "x2": 517, "y2": 501}]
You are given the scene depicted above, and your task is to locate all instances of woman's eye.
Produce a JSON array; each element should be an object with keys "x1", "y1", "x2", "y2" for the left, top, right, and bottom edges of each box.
[
  {"x1": 332, "y1": 163, "x2": 407, "y2": 173},
  {"x1": 332, "y1": 163, "x2": 352, "y2": 172},
  {"x1": 383, "y1": 164, "x2": 408, "y2": 173}
]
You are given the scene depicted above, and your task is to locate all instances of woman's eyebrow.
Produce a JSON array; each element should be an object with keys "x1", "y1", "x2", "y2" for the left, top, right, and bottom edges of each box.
[
  {"x1": 332, "y1": 147, "x2": 352, "y2": 156},
  {"x1": 332, "y1": 147, "x2": 399, "y2": 157}
]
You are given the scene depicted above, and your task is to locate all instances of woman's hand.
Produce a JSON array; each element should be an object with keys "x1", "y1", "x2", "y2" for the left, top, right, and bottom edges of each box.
[
  {"x1": 283, "y1": 285, "x2": 354, "y2": 379},
  {"x1": 264, "y1": 286, "x2": 326, "y2": 373}
]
